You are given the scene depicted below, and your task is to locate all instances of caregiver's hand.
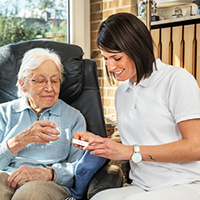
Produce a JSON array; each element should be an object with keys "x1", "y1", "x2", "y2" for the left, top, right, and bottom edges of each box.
[
  {"x1": 84, "y1": 137, "x2": 133, "y2": 161},
  {"x1": 72, "y1": 131, "x2": 100, "y2": 149}
]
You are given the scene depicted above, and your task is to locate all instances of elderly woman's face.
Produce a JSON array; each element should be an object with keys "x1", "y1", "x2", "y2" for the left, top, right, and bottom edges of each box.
[{"x1": 21, "y1": 60, "x2": 61, "y2": 113}]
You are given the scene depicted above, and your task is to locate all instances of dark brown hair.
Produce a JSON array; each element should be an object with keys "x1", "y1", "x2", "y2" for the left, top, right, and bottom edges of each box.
[{"x1": 97, "y1": 12, "x2": 156, "y2": 85}]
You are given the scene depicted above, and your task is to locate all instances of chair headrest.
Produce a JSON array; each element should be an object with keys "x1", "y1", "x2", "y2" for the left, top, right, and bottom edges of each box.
[{"x1": 0, "y1": 40, "x2": 85, "y2": 104}]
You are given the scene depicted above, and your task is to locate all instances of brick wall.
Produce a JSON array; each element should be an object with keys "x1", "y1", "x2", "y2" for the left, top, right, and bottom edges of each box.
[{"x1": 90, "y1": 0, "x2": 138, "y2": 117}]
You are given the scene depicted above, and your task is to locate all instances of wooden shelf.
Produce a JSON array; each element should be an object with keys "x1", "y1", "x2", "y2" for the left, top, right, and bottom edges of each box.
[{"x1": 151, "y1": 15, "x2": 200, "y2": 29}]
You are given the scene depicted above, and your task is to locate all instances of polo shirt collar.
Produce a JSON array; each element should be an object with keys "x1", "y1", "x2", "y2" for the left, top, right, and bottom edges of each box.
[
  {"x1": 13, "y1": 97, "x2": 30, "y2": 112},
  {"x1": 13, "y1": 97, "x2": 62, "y2": 116},
  {"x1": 125, "y1": 59, "x2": 162, "y2": 91}
]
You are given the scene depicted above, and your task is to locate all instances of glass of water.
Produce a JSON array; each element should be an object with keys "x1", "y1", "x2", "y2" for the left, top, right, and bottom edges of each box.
[{"x1": 43, "y1": 116, "x2": 61, "y2": 134}]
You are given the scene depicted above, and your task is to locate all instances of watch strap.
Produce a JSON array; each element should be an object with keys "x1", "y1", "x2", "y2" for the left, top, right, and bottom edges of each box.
[{"x1": 134, "y1": 144, "x2": 140, "y2": 153}]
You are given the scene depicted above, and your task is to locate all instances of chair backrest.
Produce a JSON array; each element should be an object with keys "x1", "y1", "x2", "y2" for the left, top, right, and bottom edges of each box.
[{"x1": 0, "y1": 40, "x2": 106, "y2": 137}]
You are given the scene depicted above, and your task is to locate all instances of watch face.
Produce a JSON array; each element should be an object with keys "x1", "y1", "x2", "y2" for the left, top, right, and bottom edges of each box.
[{"x1": 132, "y1": 153, "x2": 142, "y2": 163}]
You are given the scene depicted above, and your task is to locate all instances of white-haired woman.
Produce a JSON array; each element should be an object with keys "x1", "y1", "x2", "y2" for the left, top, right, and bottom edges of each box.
[{"x1": 0, "y1": 48, "x2": 86, "y2": 200}]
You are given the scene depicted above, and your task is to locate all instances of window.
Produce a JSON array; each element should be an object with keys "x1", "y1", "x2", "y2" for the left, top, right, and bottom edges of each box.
[{"x1": 0, "y1": 0, "x2": 69, "y2": 46}]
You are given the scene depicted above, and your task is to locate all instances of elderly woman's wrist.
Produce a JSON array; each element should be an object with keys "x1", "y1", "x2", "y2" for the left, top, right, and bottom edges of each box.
[{"x1": 7, "y1": 135, "x2": 27, "y2": 155}]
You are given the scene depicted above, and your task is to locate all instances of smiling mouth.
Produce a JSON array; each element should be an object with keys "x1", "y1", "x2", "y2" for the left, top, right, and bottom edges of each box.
[
  {"x1": 43, "y1": 95, "x2": 54, "y2": 98},
  {"x1": 114, "y1": 69, "x2": 125, "y2": 76}
]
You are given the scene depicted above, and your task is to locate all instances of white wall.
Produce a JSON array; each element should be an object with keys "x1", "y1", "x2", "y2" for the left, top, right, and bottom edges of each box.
[{"x1": 69, "y1": 0, "x2": 90, "y2": 58}]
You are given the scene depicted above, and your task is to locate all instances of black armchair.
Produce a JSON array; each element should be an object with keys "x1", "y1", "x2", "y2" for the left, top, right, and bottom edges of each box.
[{"x1": 0, "y1": 40, "x2": 123, "y2": 199}]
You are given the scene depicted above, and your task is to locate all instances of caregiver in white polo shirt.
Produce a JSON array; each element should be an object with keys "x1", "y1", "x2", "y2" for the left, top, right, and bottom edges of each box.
[{"x1": 72, "y1": 12, "x2": 200, "y2": 200}]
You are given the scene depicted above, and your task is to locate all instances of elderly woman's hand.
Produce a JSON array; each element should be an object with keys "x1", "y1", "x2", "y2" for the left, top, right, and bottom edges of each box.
[
  {"x1": 7, "y1": 165, "x2": 54, "y2": 189},
  {"x1": 7, "y1": 121, "x2": 60, "y2": 154},
  {"x1": 22, "y1": 120, "x2": 60, "y2": 144}
]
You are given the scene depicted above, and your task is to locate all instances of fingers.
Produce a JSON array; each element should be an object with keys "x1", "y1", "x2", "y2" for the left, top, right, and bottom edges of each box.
[
  {"x1": 8, "y1": 169, "x2": 24, "y2": 189},
  {"x1": 72, "y1": 131, "x2": 100, "y2": 150},
  {"x1": 25, "y1": 121, "x2": 60, "y2": 144},
  {"x1": 36, "y1": 130, "x2": 60, "y2": 143},
  {"x1": 84, "y1": 140, "x2": 108, "y2": 158},
  {"x1": 83, "y1": 137, "x2": 105, "y2": 150},
  {"x1": 42, "y1": 126, "x2": 60, "y2": 136},
  {"x1": 72, "y1": 133, "x2": 123, "y2": 159},
  {"x1": 38, "y1": 133, "x2": 60, "y2": 143},
  {"x1": 73, "y1": 131, "x2": 99, "y2": 141},
  {"x1": 39, "y1": 120, "x2": 57, "y2": 128},
  {"x1": 36, "y1": 120, "x2": 60, "y2": 136},
  {"x1": 83, "y1": 138, "x2": 122, "y2": 159},
  {"x1": 72, "y1": 131, "x2": 89, "y2": 149},
  {"x1": 7, "y1": 166, "x2": 51, "y2": 189},
  {"x1": 73, "y1": 131, "x2": 88, "y2": 140}
]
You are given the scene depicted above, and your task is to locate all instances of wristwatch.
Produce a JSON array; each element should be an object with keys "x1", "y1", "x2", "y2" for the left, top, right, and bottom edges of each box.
[{"x1": 131, "y1": 145, "x2": 142, "y2": 163}]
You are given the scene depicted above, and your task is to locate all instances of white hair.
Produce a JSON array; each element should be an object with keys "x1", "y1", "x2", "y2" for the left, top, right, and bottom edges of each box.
[{"x1": 17, "y1": 48, "x2": 64, "y2": 97}]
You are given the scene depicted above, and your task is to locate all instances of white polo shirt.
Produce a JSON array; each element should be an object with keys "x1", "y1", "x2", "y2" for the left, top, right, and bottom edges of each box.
[{"x1": 115, "y1": 59, "x2": 200, "y2": 190}]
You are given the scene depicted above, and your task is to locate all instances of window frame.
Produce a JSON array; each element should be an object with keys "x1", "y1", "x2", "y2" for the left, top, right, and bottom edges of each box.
[{"x1": 69, "y1": 0, "x2": 90, "y2": 58}]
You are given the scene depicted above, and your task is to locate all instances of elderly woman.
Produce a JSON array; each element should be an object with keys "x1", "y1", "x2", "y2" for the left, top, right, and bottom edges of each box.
[{"x1": 0, "y1": 48, "x2": 86, "y2": 200}]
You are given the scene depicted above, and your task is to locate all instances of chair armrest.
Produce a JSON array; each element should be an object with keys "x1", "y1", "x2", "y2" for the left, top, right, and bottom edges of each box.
[{"x1": 87, "y1": 164, "x2": 124, "y2": 199}]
